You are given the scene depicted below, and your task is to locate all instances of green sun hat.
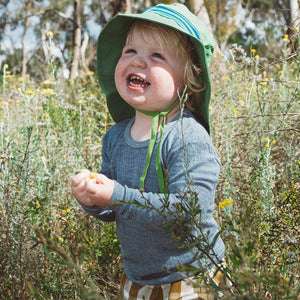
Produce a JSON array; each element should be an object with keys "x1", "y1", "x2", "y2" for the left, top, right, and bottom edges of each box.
[{"x1": 97, "y1": 3, "x2": 215, "y2": 134}]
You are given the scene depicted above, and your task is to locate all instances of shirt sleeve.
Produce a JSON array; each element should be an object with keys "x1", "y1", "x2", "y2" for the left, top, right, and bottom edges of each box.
[{"x1": 107, "y1": 126, "x2": 221, "y2": 227}]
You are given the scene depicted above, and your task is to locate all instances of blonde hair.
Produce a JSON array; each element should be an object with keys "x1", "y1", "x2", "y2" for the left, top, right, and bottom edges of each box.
[{"x1": 126, "y1": 20, "x2": 206, "y2": 109}]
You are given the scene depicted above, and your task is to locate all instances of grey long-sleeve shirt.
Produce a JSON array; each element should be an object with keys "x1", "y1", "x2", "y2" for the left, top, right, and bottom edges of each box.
[{"x1": 80, "y1": 110, "x2": 225, "y2": 285}]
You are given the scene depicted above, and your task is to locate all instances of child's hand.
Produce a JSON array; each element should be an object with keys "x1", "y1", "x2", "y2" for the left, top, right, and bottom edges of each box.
[{"x1": 71, "y1": 170, "x2": 114, "y2": 208}]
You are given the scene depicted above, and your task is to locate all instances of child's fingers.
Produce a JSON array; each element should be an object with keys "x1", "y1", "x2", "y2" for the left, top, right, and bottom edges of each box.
[
  {"x1": 95, "y1": 174, "x2": 105, "y2": 184},
  {"x1": 71, "y1": 169, "x2": 90, "y2": 187},
  {"x1": 86, "y1": 178, "x2": 102, "y2": 195}
]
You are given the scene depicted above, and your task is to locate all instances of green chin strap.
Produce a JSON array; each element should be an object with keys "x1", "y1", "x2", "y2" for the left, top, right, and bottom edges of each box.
[{"x1": 137, "y1": 100, "x2": 178, "y2": 193}]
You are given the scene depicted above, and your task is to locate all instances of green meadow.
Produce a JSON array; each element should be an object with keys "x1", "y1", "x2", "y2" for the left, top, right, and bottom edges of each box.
[{"x1": 0, "y1": 42, "x2": 299, "y2": 298}]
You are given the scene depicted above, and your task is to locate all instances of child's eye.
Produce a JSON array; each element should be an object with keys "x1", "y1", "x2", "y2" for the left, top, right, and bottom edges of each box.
[
  {"x1": 124, "y1": 48, "x2": 136, "y2": 54},
  {"x1": 152, "y1": 52, "x2": 164, "y2": 59}
]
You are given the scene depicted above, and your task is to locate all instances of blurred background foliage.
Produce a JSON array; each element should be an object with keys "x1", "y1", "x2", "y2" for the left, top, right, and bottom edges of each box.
[{"x1": 0, "y1": 0, "x2": 299, "y2": 83}]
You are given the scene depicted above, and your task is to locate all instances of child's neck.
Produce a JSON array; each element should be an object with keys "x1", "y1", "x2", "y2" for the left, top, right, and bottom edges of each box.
[{"x1": 130, "y1": 104, "x2": 180, "y2": 142}]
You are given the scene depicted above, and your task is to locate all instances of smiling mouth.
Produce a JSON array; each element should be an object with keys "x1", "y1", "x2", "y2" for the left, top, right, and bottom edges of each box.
[{"x1": 127, "y1": 74, "x2": 150, "y2": 88}]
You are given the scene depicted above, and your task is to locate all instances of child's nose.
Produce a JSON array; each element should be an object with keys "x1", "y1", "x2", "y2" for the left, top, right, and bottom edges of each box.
[{"x1": 132, "y1": 56, "x2": 147, "y2": 68}]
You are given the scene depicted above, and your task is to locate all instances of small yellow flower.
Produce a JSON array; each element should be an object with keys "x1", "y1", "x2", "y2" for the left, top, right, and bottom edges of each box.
[
  {"x1": 283, "y1": 36, "x2": 290, "y2": 43},
  {"x1": 3, "y1": 64, "x2": 9, "y2": 69},
  {"x1": 59, "y1": 237, "x2": 64, "y2": 242},
  {"x1": 87, "y1": 117, "x2": 92, "y2": 121},
  {"x1": 47, "y1": 31, "x2": 53, "y2": 38},
  {"x1": 222, "y1": 77, "x2": 229, "y2": 81},
  {"x1": 26, "y1": 90, "x2": 35, "y2": 95},
  {"x1": 265, "y1": 138, "x2": 270, "y2": 142},
  {"x1": 78, "y1": 100, "x2": 83, "y2": 104},
  {"x1": 18, "y1": 78, "x2": 23, "y2": 83},
  {"x1": 90, "y1": 173, "x2": 97, "y2": 179},
  {"x1": 232, "y1": 110, "x2": 239, "y2": 114},
  {"x1": 36, "y1": 201, "x2": 40, "y2": 207},
  {"x1": 41, "y1": 88, "x2": 55, "y2": 95},
  {"x1": 255, "y1": 54, "x2": 260, "y2": 59},
  {"x1": 265, "y1": 144, "x2": 270, "y2": 148},
  {"x1": 251, "y1": 49, "x2": 256, "y2": 53},
  {"x1": 223, "y1": 103, "x2": 227, "y2": 107},
  {"x1": 272, "y1": 140, "x2": 275, "y2": 144},
  {"x1": 220, "y1": 198, "x2": 233, "y2": 208},
  {"x1": 66, "y1": 208, "x2": 70, "y2": 213},
  {"x1": 209, "y1": 106, "x2": 213, "y2": 111}
]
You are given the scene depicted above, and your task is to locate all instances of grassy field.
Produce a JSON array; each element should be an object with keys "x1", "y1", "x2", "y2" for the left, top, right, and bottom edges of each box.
[{"x1": 0, "y1": 42, "x2": 299, "y2": 299}]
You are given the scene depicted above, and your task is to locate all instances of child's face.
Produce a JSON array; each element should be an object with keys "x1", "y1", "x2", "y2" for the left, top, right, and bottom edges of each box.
[{"x1": 114, "y1": 27, "x2": 185, "y2": 112}]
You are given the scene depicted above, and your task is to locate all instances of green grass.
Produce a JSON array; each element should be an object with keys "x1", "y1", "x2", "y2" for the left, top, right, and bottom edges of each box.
[{"x1": 0, "y1": 43, "x2": 299, "y2": 299}]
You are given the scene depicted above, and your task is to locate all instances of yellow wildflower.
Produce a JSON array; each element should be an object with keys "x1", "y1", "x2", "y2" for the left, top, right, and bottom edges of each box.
[
  {"x1": 209, "y1": 106, "x2": 213, "y2": 111},
  {"x1": 36, "y1": 201, "x2": 40, "y2": 207},
  {"x1": 222, "y1": 77, "x2": 229, "y2": 81},
  {"x1": 255, "y1": 54, "x2": 260, "y2": 59},
  {"x1": 90, "y1": 173, "x2": 97, "y2": 179},
  {"x1": 272, "y1": 140, "x2": 275, "y2": 144},
  {"x1": 3, "y1": 64, "x2": 8, "y2": 69},
  {"x1": 47, "y1": 31, "x2": 53, "y2": 38},
  {"x1": 66, "y1": 208, "x2": 70, "y2": 213},
  {"x1": 265, "y1": 144, "x2": 270, "y2": 148},
  {"x1": 26, "y1": 90, "x2": 35, "y2": 95},
  {"x1": 78, "y1": 100, "x2": 83, "y2": 104},
  {"x1": 87, "y1": 117, "x2": 92, "y2": 121},
  {"x1": 265, "y1": 138, "x2": 270, "y2": 142},
  {"x1": 232, "y1": 110, "x2": 239, "y2": 114},
  {"x1": 223, "y1": 103, "x2": 227, "y2": 107},
  {"x1": 251, "y1": 49, "x2": 256, "y2": 53},
  {"x1": 41, "y1": 88, "x2": 55, "y2": 95},
  {"x1": 220, "y1": 198, "x2": 233, "y2": 208},
  {"x1": 18, "y1": 78, "x2": 23, "y2": 83},
  {"x1": 283, "y1": 34, "x2": 290, "y2": 43}
]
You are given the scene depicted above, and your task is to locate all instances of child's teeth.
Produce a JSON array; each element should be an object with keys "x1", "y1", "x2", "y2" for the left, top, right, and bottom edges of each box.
[{"x1": 130, "y1": 75, "x2": 149, "y2": 87}]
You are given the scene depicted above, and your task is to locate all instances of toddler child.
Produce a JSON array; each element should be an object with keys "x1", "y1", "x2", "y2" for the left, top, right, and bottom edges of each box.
[{"x1": 71, "y1": 3, "x2": 225, "y2": 299}]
